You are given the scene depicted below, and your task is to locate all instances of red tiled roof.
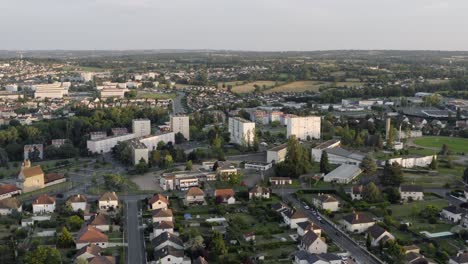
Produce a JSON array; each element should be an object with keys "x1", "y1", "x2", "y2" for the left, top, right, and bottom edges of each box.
[
  {"x1": 32, "y1": 194, "x2": 55, "y2": 205},
  {"x1": 76, "y1": 226, "x2": 108, "y2": 244},
  {"x1": 149, "y1": 194, "x2": 169, "y2": 206},
  {"x1": 44, "y1": 173, "x2": 65, "y2": 184},
  {"x1": 0, "y1": 184, "x2": 21, "y2": 195}
]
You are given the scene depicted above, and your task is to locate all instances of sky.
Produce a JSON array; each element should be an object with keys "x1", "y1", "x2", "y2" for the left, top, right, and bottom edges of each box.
[{"x1": 1, "y1": 0, "x2": 467, "y2": 51}]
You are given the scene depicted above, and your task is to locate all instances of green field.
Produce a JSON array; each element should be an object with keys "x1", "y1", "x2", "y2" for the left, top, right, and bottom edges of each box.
[
  {"x1": 137, "y1": 92, "x2": 176, "y2": 99},
  {"x1": 413, "y1": 136, "x2": 468, "y2": 153}
]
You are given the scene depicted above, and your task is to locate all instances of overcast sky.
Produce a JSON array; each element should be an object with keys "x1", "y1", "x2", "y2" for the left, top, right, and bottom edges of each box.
[{"x1": 1, "y1": 0, "x2": 467, "y2": 51}]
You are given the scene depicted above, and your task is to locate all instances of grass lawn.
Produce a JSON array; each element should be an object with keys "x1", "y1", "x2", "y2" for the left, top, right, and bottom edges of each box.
[
  {"x1": 407, "y1": 147, "x2": 437, "y2": 156},
  {"x1": 137, "y1": 92, "x2": 176, "y2": 99},
  {"x1": 403, "y1": 171, "x2": 457, "y2": 188},
  {"x1": 413, "y1": 136, "x2": 468, "y2": 153},
  {"x1": 265, "y1": 81, "x2": 363, "y2": 93},
  {"x1": 231, "y1": 81, "x2": 279, "y2": 93}
]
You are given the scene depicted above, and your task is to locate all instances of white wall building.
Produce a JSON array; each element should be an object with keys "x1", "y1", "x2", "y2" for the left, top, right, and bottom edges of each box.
[
  {"x1": 171, "y1": 115, "x2": 190, "y2": 140},
  {"x1": 87, "y1": 133, "x2": 136, "y2": 153},
  {"x1": 228, "y1": 117, "x2": 255, "y2": 146},
  {"x1": 287, "y1": 116, "x2": 321, "y2": 140},
  {"x1": 139, "y1": 132, "x2": 175, "y2": 150},
  {"x1": 267, "y1": 143, "x2": 288, "y2": 163},
  {"x1": 133, "y1": 119, "x2": 151, "y2": 138}
]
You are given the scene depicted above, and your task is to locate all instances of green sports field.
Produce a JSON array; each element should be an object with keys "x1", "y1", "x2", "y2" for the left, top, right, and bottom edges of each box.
[{"x1": 413, "y1": 136, "x2": 468, "y2": 153}]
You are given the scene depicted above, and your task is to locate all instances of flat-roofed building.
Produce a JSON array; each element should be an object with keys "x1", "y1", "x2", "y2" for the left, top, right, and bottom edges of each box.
[
  {"x1": 323, "y1": 164, "x2": 362, "y2": 184},
  {"x1": 311, "y1": 139, "x2": 341, "y2": 162},
  {"x1": 87, "y1": 133, "x2": 136, "y2": 154},
  {"x1": 170, "y1": 115, "x2": 190, "y2": 140},
  {"x1": 139, "y1": 131, "x2": 175, "y2": 150},
  {"x1": 130, "y1": 140, "x2": 149, "y2": 165},
  {"x1": 267, "y1": 143, "x2": 287, "y2": 163},
  {"x1": 228, "y1": 117, "x2": 255, "y2": 146},
  {"x1": 133, "y1": 119, "x2": 151, "y2": 138},
  {"x1": 287, "y1": 116, "x2": 321, "y2": 140}
]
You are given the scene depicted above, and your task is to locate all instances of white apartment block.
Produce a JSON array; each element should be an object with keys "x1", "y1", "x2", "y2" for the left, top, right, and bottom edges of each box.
[
  {"x1": 228, "y1": 117, "x2": 255, "y2": 146},
  {"x1": 139, "y1": 132, "x2": 175, "y2": 150},
  {"x1": 33, "y1": 82, "x2": 69, "y2": 99},
  {"x1": 287, "y1": 116, "x2": 321, "y2": 140},
  {"x1": 171, "y1": 115, "x2": 190, "y2": 140},
  {"x1": 133, "y1": 119, "x2": 151, "y2": 138},
  {"x1": 87, "y1": 133, "x2": 136, "y2": 154},
  {"x1": 130, "y1": 140, "x2": 149, "y2": 165}
]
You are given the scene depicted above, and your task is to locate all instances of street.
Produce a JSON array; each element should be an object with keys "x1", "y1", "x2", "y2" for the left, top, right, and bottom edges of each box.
[
  {"x1": 125, "y1": 199, "x2": 146, "y2": 264},
  {"x1": 173, "y1": 91, "x2": 187, "y2": 114},
  {"x1": 280, "y1": 192, "x2": 382, "y2": 264}
]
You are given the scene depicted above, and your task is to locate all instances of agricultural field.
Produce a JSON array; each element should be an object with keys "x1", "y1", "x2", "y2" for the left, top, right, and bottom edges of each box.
[
  {"x1": 265, "y1": 80, "x2": 363, "y2": 93},
  {"x1": 413, "y1": 136, "x2": 468, "y2": 153},
  {"x1": 230, "y1": 81, "x2": 279, "y2": 93}
]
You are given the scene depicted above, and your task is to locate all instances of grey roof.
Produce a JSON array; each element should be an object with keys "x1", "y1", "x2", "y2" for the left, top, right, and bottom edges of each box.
[
  {"x1": 443, "y1": 205, "x2": 463, "y2": 215},
  {"x1": 154, "y1": 246, "x2": 184, "y2": 259},
  {"x1": 400, "y1": 185, "x2": 423, "y2": 193},
  {"x1": 324, "y1": 164, "x2": 362, "y2": 182},
  {"x1": 326, "y1": 147, "x2": 365, "y2": 161},
  {"x1": 301, "y1": 231, "x2": 320, "y2": 247},
  {"x1": 343, "y1": 212, "x2": 374, "y2": 224},
  {"x1": 368, "y1": 224, "x2": 387, "y2": 239},
  {"x1": 450, "y1": 253, "x2": 468, "y2": 264},
  {"x1": 294, "y1": 251, "x2": 341, "y2": 263},
  {"x1": 151, "y1": 231, "x2": 183, "y2": 248}
]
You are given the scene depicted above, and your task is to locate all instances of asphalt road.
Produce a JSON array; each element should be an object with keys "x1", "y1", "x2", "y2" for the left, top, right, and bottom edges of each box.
[
  {"x1": 282, "y1": 193, "x2": 382, "y2": 264},
  {"x1": 173, "y1": 92, "x2": 186, "y2": 114},
  {"x1": 125, "y1": 199, "x2": 146, "y2": 264}
]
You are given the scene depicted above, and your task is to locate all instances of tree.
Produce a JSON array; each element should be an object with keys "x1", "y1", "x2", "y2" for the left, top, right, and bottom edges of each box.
[
  {"x1": 211, "y1": 230, "x2": 227, "y2": 256},
  {"x1": 360, "y1": 154, "x2": 377, "y2": 175},
  {"x1": 66, "y1": 215, "x2": 84, "y2": 231},
  {"x1": 384, "y1": 187, "x2": 401, "y2": 204},
  {"x1": 162, "y1": 154, "x2": 174, "y2": 168},
  {"x1": 440, "y1": 144, "x2": 449, "y2": 155},
  {"x1": 446, "y1": 155, "x2": 454, "y2": 168},
  {"x1": 363, "y1": 182, "x2": 381, "y2": 202},
  {"x1": 228, "y1": 172, "x2": 243, "y2": 185},
  {"x1": 0, "y1": 148, "x2": 8, "y2": 167},
  {"x1": 24, "y1": 246, "x2": 62, "y2": 264},
  {"x1": 380, "y1": 161, "x2": 403, "y2": 187},
  {"x1": 277, "y1": 135, "x2": 311, "y2": 178},
  {"x1": 366, "y1": 233, "x2": 372, "y2": 249},
  {"x1": 320, "y1": 151, "x2": 331, "y2": 174},
  {"x1": 103, "y1": 173, "x2": 126, "y2": 191},
  {"x1": 57, "y1": 227, "x2": 74, "y2": 248},
  {"x1": 429, "y1": 156, "x2": 438, "y2": 170},
  {"x1": 185, "y1": 160, "x2": 193, "y2": 171},
  {"x1": 175, "y1": 132, "x2": 186, "y2": 144},
  {"x1": 135, "y1": 159, "x2": 149, "y2": 174}
]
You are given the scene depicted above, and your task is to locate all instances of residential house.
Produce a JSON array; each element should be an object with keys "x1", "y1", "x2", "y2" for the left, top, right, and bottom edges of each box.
[
  {"x1": 193, "y1": 256, "x2": 209, "y2": 264},
  {"x1": 350, "y1": 185, "x2": 364, "y2": 200},
  {"x1": 294, "y1": 251, "x2": 342, "y2": 264},
  {"x1": 403, "y1": 245, "x2": 420, "y2": 255},
  {"x1": 75, "y1": 244, "x2": 102, "y2": 261},
  {"x1": 0, "y1": 184, "x2": 22, "y2": 200},
  {"x1": 367, "y1": 225, "x2": 395, "y2": 247},
  {"x1": 17, "y1": 160, "x2": 44, "y2": 193},
  {"x1": 399, "y1": 185, "x2": 424, "y2": 201},
  {"x1": 153, "y1": 221, "x2": 174, "y2": 237},
  {"x1": 244, "y1": 232, "x2": 255, "y2": 242},
  {"x1": 271, "y1": 202, "x2": 289, "y2": 212},
  {"x1": 450, "y1": 253, "x2": 468, "y2": 264},
  {"x1": 152, "y1": 208, "x2": 173, "y2": 223},
  {"x1": 281, "y1": 209, "x2": 308, "y2": 229},
  {"x1": 214, "y1": 189, "x2": 236, "y2": 204},
  {"x1": 248, "y1": 186, "x2": 271, "y2": 200},
  {"x1": 406, "y1": 252, "x2": 436, "y2": 264},
  {"x1": 153, "y1": 245, "x2": 190, "y2": 264},
  {"x1": 90, "y1": 213, "x2": 111, "y2": 232},
  {"x1": 32, "y1": 194, "x2": 56, "y2": 214},
  {"x1": 0, "y1": 197, "x2": 22, "y2": 215},
  {"x1": 342, "y1": 212, "x2": 375, "y2": 233},
  {"x1": 313, "y1": 194, "x2": 339, "y2": 212},
  {"x1": 270, "y1": 177, "x2": 292, "y2": 185},
  {"x1": 297, "y1": 221, "x2": 322, "y2": 237},
  {"x1": 66, "y1": 194, "x2": 87, "y2": 212},
  {"x1": 88, "y1": 256, "x2": 116, "y2": 264},
  {"x1": 75, "y1": 226, "x2": 109, "y2": 249},
  {"x1": 185, "y1": 187, "x2": 205, "y2": 205},
  {"x1": 441, "y1": 206, "x2": 463, "y2": 223},
  {"x1": 98, "y1": 192, "x2": 119, "y2": 210},
  {"x1": 148, "y1": 194, "x2": 169, "y2": 210},
  {"x1": 300, "y1": 231, "x2": 328, "y2": 254},
  {"x1": 151, "y1": 231, "x2": 184, "y2": 251}
]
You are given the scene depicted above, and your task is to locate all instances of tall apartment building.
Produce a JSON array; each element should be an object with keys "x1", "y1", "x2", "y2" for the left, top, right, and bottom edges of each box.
[
  {"x1": 228, "y1": 117, "x2": 255, "y2": 146},
  {"x1": 133, "y1": 119, "x2": 151, "y2": 138},
  {"x1": 170, "y1": 115, "x2": 190, "y2": 140},
  {"x1": 286, "y1": 116, "x2": 321, "y2": 140}
]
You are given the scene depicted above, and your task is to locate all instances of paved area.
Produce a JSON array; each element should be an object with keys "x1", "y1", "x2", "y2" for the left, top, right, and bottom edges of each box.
[
  {"x1": 280, "y1": 192, "x2": 382, "y2": 264},
  {"x1": 125, "y1": 199, "x2": 146, "y2": 264}
]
